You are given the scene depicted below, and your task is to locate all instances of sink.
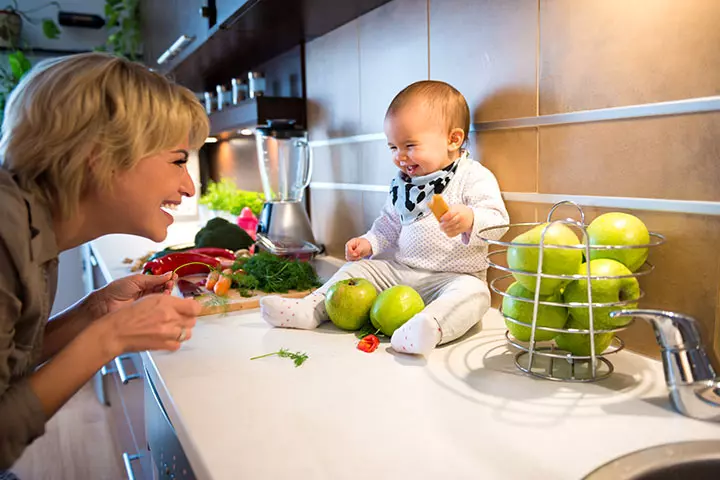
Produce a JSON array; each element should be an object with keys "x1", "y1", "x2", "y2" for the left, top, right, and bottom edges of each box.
[{"x1": 584, "y1": 440, "x2": 720, "y2": 479}]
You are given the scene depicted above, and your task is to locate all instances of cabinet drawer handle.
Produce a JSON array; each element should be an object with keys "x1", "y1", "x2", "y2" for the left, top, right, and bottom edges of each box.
[
  {"x1": 122, "y1": 452, "x2": 141, "y2": 480},
  {"x1": 157, "y1": 34, "x2": 195, "y2": 65},
  {"x1": 115, "y1": 356, "x2": 142, "y2": 384}
]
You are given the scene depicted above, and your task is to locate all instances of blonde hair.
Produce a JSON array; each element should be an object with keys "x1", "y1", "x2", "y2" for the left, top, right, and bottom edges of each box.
[
  {"x1": 0, "y1": 52, "x2": 209, "y2": 218},
  {"x1": 386, "y1": 80, "x2": 470, "y2": 142}
]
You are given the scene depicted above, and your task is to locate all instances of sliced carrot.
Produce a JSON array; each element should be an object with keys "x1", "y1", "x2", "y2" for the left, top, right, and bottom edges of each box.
[
  {"x1": 205, "y1": 270, "x2": 220, "y2": 290},
  {"x1": 214, "y1": 274, "x2": 232, "y2": 296}
]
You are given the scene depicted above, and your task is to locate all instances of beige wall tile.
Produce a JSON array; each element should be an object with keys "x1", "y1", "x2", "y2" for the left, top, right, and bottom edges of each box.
[
  {"x1": 309, "y1": 189, "x2": 366, "y2": 257},
  {"x1": 471, "y1": 128, "x2": 538, "y2": 193},
  {"x1": 539, "y1": 112, "x2": 720, "y2": 201},
  {"x1": 540, "y1": 0, "x2": 720, "y2": 114},
  {"x1": 310, "y1": 145, "x2": 362, "y2": 183},
  {"x1": 306, "y1": 20, "x2": 360, "y2": 139},
  {"x1": 359, "y1": 141, "x2": 398, "y2": 186},
  {"x1": 429, "y1": 0, "x2": 538, "y2": 122},
  {"x1": 359, "y1": 0, "x2": 429, "y2": 133},
  {"x1": 362, "y1": 191, "x2": 388, "y2": 233},
  {"x1": 214, "y1": 139, "x2": 264, "y2": 193}
]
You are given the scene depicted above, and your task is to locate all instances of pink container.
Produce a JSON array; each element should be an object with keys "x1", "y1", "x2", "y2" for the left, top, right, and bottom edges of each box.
[{"x1": 236, "y1": 207, "x2": 258, "y2": 240}]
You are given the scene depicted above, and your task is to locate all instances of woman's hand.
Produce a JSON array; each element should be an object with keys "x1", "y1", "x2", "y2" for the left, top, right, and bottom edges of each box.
[
  {"x1": 97, "y1": 293, "x2": 201, "y2": 356},
  {"x1": 89, "y1": 272, "x2": 178, "y2": 318},
  {"x1": 439, "y1": 205, "x2": 474, "y2": 238},
  {"x1": 345, "y1": 237, "x2": 372, "y2": 261}
]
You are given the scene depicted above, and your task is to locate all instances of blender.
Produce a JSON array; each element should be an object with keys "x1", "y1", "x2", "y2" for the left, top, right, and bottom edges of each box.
[{"x1": 255, "y1": 120, "x2": 320, "y2": 258}]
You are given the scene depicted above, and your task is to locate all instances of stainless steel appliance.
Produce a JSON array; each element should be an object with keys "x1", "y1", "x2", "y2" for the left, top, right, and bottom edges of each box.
[{"x1": 255, "y1": 120, "x2": 320, "y2": 257}]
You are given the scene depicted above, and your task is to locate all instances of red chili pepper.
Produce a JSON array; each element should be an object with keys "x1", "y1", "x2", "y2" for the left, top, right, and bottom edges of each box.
[
  {"x1": 142, "y1": 252, "x2": 220, "y2": 277},
  {"x1": 185, "y1": 247, "x2": 236, "y2": 260},
  {"x1": 357, "y1": 334, "x2": 380, "y2": 353}
]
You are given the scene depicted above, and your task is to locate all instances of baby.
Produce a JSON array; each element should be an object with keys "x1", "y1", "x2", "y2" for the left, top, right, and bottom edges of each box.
[{"x1": 260, "y1": 80, "x2": 509, "y2": 355}]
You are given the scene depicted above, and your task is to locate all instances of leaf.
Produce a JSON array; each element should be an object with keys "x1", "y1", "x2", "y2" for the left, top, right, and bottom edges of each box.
[
  {"x1": 250, "y1": 348, "x2": 309, "y2": 367},
  {"x1": 41, "y1": 19, "x2": 60, "y2": 39},
  {"x1": 8, "y1": 51, "x2": 30, "y2": 82},
  {"x1": 355, "y1": 324, "x2": 378, "y2": 339},
  {"x1": 106, "y1": 11, "x2": 119, "y2": 29}
]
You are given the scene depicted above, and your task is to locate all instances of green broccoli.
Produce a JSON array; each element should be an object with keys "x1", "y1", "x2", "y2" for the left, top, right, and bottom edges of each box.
[{"x1": 194, "y1": 218, "x2": 254, "y2": 252}]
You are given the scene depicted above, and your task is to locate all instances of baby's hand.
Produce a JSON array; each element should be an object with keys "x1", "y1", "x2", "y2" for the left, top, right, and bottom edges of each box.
[
  {"x1": 345, "y1": 237, "x2": 372, "y2": 261},
  {"x1": 439, "y1": 205, "x2": 474, "y2": 238}
]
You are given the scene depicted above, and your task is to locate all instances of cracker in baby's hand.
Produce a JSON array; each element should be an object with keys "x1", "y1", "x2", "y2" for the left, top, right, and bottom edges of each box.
[{"x1": 428, "y1": 194, "x2": 449, "y2": 221}]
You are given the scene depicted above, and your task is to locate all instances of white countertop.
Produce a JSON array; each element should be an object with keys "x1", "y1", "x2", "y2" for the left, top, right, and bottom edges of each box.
[{"x1": 90, "y1": 220, "x2": 720, "y2": 480}]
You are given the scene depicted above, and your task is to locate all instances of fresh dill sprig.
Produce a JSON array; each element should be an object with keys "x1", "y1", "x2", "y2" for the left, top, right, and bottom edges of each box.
[
  {"x1": 250, "y1": 348, "x2": 309, "y2": 367},
  {"x1": 203, "y1": 293, "x2": 230, "y2": 315}
]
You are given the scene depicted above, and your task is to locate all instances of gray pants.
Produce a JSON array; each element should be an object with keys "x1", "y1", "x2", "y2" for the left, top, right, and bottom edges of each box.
[{"x1": 317, "y1": 259, "x2": 490, "y2": 344}]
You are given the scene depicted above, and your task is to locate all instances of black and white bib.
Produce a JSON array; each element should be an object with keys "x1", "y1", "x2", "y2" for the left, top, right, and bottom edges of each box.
[{"x1": 390, "y1": 152, "x2": 464, "y2": 225}]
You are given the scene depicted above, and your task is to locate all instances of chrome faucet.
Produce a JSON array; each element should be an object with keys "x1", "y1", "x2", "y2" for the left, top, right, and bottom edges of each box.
[{"x1": 610, "y1": 309, "x2": 720, "y2": 422}]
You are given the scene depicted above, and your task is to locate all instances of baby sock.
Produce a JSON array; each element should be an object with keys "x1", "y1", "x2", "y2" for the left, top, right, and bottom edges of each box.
[
  {"x1": 260, "y1": 292, "x2": 328, "y2": 330},
  {"x1": 390, "y1": 313, "x2": 443, "y2": 356}
]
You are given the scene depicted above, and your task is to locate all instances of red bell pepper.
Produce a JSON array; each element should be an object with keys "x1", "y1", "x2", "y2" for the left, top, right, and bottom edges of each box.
[
  {"x1": 142, "y1": 252, "x2": 220, "y2": 277},
  {"x1": 357, "y1": 334, "x2": 380, "y2": 353},
  {"x1": 185, "y1": 247, "x2": 236, "y2": 260}
]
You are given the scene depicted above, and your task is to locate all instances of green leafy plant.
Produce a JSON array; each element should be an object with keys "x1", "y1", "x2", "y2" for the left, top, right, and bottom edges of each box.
[
  {"x1": 200, "y1": 178, "x2": 265, "y2": 216},
  {"x1": 0, "y1": 2, "x2": 62, "y2": 122},
  {"x1": 97, "y1": 0, "x2": 140, "y2": 60},
  {"x1": 1, "y1": 1, "x2": 61, "y2": 44}
]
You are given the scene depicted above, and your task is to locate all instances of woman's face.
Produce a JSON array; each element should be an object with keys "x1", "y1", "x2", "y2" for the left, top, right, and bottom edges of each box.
[{"x1": 99, "y1": 142, "x2": 195, "y2": 242}]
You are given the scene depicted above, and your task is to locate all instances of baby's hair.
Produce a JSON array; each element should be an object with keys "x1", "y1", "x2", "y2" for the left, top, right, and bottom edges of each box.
[{"x1": 385, "y1": 80, "x2": 470, "y2": 143}]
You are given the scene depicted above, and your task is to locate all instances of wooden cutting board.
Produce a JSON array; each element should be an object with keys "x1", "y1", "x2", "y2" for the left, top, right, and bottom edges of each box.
[{"x1": 173, "y1": 274, "x2": 315, "y2": 316}]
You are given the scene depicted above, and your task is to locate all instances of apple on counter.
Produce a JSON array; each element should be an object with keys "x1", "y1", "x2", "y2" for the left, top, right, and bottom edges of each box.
[
  {"x1": 370, "y1": 285, "x2": 425, "y2": 337},
  {"x1": 507, "y1": 222, "x2": 583, "y2": 295},
  {"x1": 325, "y1": 278, "x2": 378, "y2": 331}
]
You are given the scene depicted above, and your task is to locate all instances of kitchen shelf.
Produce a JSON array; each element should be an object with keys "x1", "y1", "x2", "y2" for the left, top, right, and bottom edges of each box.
[{"x1": 208, "y1": 96, "x2": 306, "y2": 137}]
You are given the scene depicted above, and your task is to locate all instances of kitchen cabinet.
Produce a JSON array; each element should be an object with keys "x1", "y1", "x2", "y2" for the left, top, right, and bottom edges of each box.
[
  {"x1": 215, "y1": 0, "x2": 252, "y2": 30},
  {"x1": 140, "y1": 0, "x2": 215, "y2": 72},
  {"x1": 165, "y1": 0, "x2": 394, "y2": 91},
  {"x1": 81, "y1": 244, "x2": 151, "y2": 479}
]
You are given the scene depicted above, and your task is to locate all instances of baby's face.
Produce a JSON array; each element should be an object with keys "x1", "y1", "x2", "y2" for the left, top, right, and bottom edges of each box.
[{"x1": 384, "y1": 101, "x2": 452, "y2": 177}]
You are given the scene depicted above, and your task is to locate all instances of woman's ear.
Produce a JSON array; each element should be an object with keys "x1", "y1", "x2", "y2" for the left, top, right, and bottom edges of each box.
[{"x1": 448, "y1": 128, "x2": 465, "y2": 152}]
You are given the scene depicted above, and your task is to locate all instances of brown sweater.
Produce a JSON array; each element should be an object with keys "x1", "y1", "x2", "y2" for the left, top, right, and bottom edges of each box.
[{"x1": 0, "y1": 168, "x2": 59, "y2": 468}]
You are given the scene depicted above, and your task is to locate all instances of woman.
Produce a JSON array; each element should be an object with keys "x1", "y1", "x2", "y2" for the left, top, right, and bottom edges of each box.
[{"x1": 0, "y1": 53, "x2": 208, "y2": 470}]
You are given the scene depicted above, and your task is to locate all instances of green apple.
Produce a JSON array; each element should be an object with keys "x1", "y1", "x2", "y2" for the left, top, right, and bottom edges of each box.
[
  {"x1": 554, "y1": 317, "x2": 615, "y2": 357},
  {"x1": 325, "y1": 278, "x2": 378, "y2": 331},
  {"x1": 370, "y1": 285, "x2": 425, "y2": 337},
  {"x1": 507, "y1": 223, "x2": 583, "y2": 295},
  {"x1": 563, "y1": 258, "x2": 640, "y2": 330},
  {"x1": 587, "y1": 212, "x2": 650, "y2": 272},
  {"x1": 502, "y1": 282, "x2": 568, "y2": 341}
]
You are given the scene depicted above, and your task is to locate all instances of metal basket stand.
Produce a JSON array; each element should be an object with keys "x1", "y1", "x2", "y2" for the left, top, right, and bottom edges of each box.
[{"x1": 478, "y1": 201, "x2": 665, "y2": 382}]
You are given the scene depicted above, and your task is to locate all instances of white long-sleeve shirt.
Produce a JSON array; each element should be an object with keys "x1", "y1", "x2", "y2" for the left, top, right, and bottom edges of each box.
[{"x1": 361, "y1": 155, "x2": 509, "y2": 274}]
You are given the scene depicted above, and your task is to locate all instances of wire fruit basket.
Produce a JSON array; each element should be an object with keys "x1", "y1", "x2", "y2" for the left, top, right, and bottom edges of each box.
[{"x1": 478, "y1": 201, "x2": 665, "y2": 382}]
